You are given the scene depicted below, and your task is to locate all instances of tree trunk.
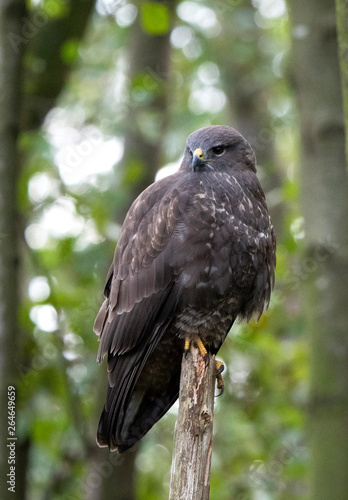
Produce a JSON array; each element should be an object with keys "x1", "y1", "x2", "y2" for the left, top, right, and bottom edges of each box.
[
  {"x1": 336, "y1": 0, "x2": 348, "y2": 156},
  {"x1": 22, "y1": 0, "x2": 96, "y2": 130},
  {"x1": 169, "y1": 348, "x2": 216, "y2": 500},
  {"x1": 287, "y1": 1, "x2": 348, "y2": 499},
  {"x1": 213, "y1": 0, "x2": 285, "y2": 238},
  {"x1": 0, "y1": 1, "x2": 27, "y2": 499}
]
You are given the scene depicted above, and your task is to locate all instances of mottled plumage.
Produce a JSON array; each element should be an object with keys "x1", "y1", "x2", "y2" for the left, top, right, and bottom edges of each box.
[{"x1": 94, "y1": 125, "x2": 276, "y2": 453}]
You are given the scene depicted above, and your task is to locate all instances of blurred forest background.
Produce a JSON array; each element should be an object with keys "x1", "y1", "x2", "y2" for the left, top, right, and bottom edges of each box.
[{"x1": 1, "y1": 0, "x2": 348, "y2": 499}]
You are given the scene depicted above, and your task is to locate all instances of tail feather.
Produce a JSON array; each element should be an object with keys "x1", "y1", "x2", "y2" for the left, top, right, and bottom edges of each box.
[
  {"x1": 97, "y1": 367, "x2": 180, "y2": 453},
  {"x1": 97, "y1": 327, "x2": 182, "y2": 452},
  {"x1": 97, "y1": 377, "x2": 180, "y2": 453}
]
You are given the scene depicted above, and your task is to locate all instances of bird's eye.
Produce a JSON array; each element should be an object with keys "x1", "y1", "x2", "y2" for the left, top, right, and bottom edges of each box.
[{"x1": 212, "y1": 146, "x2": 225, "y2": 156}]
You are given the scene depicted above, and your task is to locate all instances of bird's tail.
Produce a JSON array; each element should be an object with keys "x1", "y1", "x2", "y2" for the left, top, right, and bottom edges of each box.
[{"x1": 97, "y1": 373, "x2": 180, "y2": 453}]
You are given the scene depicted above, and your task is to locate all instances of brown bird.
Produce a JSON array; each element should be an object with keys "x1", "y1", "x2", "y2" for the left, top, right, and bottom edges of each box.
[{"x1": 94, "y1": 125, "x2": 276, "y2": 453}]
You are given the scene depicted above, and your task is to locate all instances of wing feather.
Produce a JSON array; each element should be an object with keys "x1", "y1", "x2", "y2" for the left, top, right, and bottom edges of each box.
[
  {"x1": 93, "y1": 174, "x2": 188, "y2": 451},
  {"x1": 94, "y1": 174, "x2": 186, "y2": 358},
  {"x1": 97, "y1": 311, "x2": 179, "y2": 451}
]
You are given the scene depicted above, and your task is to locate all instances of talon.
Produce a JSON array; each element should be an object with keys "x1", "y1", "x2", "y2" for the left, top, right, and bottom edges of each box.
[
  {"x1": 215, "y1": 360, "x2": 225, "y2": 396},
  {"x1": 216, "y1": 360, "x2": 224, "y2": 376},
  {"x1": 216, "y1": 383, "x2": 224, "y2": 397},
  {"x1": 183, "y1": 336, "x2": 209, "y2": 363},
  {"x1": 184, "y1": 338, "x2": 190, "y2": 357},
  {"x1": 195, "y1": 337, "x2": 208, "y2": 360}
]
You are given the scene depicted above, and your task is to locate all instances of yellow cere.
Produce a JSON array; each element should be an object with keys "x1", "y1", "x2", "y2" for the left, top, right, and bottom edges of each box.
[{"x1": 193, "y1": 147, "x2": 203, "y2": 159}]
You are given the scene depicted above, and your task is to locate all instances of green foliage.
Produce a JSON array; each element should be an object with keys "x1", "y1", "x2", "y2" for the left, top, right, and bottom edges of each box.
[
  {"x1": 27, "y1": 0, "x2": 69, "y2": 18},
  {"x1": 61, "y1": 38, "x2": 80, "y2": 64},
  {"x1": 141, "y1": 2, "x2": 169, "y2": 35}
]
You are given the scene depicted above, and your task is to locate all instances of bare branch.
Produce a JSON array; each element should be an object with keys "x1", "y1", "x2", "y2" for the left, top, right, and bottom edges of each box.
[{"x1": 169, "y1": 346, "x2": 216, "y2": 500}]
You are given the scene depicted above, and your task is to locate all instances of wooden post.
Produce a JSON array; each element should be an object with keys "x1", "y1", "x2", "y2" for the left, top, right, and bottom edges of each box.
[{"x1": 169, "y1": 346, "x2": 216, "y2": 500}]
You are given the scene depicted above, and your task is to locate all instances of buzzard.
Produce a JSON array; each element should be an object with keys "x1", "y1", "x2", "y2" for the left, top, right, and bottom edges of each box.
[{"x1": 94, "y1": 125, "x2": 276, "y2": 453}]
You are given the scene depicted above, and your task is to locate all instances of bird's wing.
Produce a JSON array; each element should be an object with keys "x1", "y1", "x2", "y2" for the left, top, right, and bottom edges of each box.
[
  {"x1": 96, "y1": 315, "x2": 181, "y2": 452},
  {"x1": 94, "y1": 172, "x2": 187, "y2": 361},
  {"x1": 94, "y1": 174, "x2": 190, "y2": 451}
]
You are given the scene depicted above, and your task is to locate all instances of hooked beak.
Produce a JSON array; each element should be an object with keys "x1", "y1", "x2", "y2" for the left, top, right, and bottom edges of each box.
[{"x1": 192, "y1": 147, "x2": 204, "y2": 171}]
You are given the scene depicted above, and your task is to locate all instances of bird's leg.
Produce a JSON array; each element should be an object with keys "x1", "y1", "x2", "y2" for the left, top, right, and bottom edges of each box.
[
  {"x1": 184, "y1": 335, "x2": 209, "y2": 364},
  {"x1": 195, "y1": 336, "x2": 208, "y2": 362},
  {"x1": 184, "y1": 338, "x2": 190, "y2": 357},
  {"x1": 215, "y1": 360, "x2": 225, "y2": 396},
  {"x1": 184, "y1": 337, "x2": 225, "y2": 394}
]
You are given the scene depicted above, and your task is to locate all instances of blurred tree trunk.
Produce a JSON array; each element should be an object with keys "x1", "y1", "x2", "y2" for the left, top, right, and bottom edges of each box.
[
  {"x1": 288, "y1": 1, "x2": 348, "y2": 499},
  {"x1": 4, "y1": 2, "x2": 96, "y2": 498},
  {"x1": 336, "y1": 0, "x2": 348, "y2": 155},
  {"x1": 22, "y1": 0, "x2": 96, "y2": 130},
  {"x1": 213, "y1": 1, "x2": 284, "y2": 238},
  {"x1": 0, "y1": 1, "x2": 27, "y2": 499}
]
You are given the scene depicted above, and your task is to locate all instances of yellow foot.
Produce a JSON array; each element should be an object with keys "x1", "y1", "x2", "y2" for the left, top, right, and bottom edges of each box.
[
  {"x1": 215, "y1": 360, "x2": 225, "y2": 396},
  {"x1": 184, "y1": 336, "x2": 209, "y2": 364}
]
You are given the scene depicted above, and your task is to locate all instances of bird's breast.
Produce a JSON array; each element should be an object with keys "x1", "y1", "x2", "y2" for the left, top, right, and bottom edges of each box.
[{"x1": 172, "y1": 178, "x2": 271, "y2": 308}]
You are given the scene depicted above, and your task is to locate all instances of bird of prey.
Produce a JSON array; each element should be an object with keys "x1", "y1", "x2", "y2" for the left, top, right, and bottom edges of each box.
[{"x1": 94, "y1": 125, "x2": 276, "y2": 453}]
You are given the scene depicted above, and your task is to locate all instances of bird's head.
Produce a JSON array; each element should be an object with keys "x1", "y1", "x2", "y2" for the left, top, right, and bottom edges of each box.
[{"x1": 182, "y1": 125, "x2": 256, "y2": 174}]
